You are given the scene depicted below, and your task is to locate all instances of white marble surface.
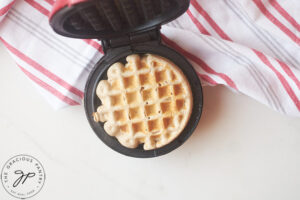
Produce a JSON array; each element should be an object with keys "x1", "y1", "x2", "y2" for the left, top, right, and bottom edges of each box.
[{"x1": 0, "y1": 43, "x2": 300, "y2": 200}]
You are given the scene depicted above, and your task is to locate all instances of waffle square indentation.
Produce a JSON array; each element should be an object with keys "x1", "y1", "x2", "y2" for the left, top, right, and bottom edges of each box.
[
  {"x1": 120, "y1": 124, "x2": 130, "y2": 133},
  {"x1": 132, "y1": 122, "x2": 146, "y2": 133},
  {"x1": 176, "y1": 99, "x2": 185, "y2": 111},
  {"x1": 126, "y1": 91, "x2": 140, "y2": 105},
  {"x1": 110, "y1": 94, "x2": 125, "y2": 106},
  {"x1": 170, "y1": 71, "x2": 178, "y2": 81},
  {"x1": 158, "y1": 86, "x2": 172, "y2": 98},
  {"x1": 163, "y1": 117, "x2": 174, "y2": 129},
  {"x1": 139, "y1": 73, "x2": 154, "y2": 86},
  {"x1": 129, "y1": 107, "x2": 143, "y2": 120},
  {"x1": 173, "y1": 84, "x2": 185, "y2": 96},
  {"x1": 114, "y1": 110, "x2": 128, "y2": 122},
  {"x1": 123, "y1": 75, "x2": 138, "y2": 89},
  {"x1": 142, "y1": 88, "x2": 156, "y2": 102},
  {"x1": 148, "y1": 119, "x2": 162, "y2": 132},
  {"x1": 155, "y1": 70, "x2": 168, "y2": 83},
  {"x1": 145, "y1": 104, "x2": 159, "y2": 117},
  {"x1": 160, "y1": 102, "x2": 174, "y2": 115}
]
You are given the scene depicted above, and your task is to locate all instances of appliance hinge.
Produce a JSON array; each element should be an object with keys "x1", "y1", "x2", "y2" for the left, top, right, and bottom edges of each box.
[{"x1": 101, "y1": 28, "x2": 161, "y2": 53}]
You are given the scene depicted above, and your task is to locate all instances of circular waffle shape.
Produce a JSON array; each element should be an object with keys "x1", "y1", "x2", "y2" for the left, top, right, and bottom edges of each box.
[
  {"x1": 84, "y1": 44, "x2": 203, "y2": 158},
  {"x1": 93, "y1": 54, "x2": 193, "y2": 150}
]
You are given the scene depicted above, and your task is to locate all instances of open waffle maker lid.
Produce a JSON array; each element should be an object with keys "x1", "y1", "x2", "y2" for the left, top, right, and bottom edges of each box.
[{"x1": 49, "y1": 0, "x2": 190, "y2": 39}]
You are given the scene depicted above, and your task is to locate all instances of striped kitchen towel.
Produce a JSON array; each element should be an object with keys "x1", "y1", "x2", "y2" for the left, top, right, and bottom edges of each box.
[{"x1": 0, "y1": 0, "x2": 299, "y2": 117}]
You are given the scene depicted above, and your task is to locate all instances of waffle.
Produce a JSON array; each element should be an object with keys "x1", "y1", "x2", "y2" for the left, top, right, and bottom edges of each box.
[{"x1": 93, "y1": 54, "x2": 193, "y2": 150}]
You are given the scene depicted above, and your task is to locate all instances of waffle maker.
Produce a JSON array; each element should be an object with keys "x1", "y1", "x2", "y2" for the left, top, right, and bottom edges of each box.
[{"x1": 49, "y1": 0, "x2": 203, "y2": 158}]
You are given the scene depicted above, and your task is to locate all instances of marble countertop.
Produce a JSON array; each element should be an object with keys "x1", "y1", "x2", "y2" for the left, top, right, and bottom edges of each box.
[{"x1": 0, "y1": 43, "x2": 300, "y2": 200}]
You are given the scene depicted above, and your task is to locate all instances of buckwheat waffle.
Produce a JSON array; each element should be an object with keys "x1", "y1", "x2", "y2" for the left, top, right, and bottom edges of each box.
[{"x1": 93, "y1": 54, "x2": 193, "y2": 150}]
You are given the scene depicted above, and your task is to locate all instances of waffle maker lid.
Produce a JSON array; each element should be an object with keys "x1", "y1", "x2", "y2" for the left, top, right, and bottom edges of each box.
[{"x1": 49, "y1": 0, "x2": 190, "y2": 39}]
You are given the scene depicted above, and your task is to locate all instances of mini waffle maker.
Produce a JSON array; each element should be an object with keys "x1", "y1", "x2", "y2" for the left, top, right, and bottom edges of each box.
[{"x1": 49, "y1": 0, "x2": 203, "y2": 158}]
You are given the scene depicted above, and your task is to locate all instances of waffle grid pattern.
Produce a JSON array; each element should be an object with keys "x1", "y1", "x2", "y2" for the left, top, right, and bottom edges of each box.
[
  {"x1": 94, "y1": 54, "x2": 192, "y2": 150},
  {"x1": 68, "y1": 0, "x2": 172, "y2": 32}
]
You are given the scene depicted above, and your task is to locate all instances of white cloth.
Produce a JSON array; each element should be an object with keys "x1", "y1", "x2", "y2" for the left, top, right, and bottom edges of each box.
[{"x1": 0, "y1": 0, "x2": 299, "y2": 116}]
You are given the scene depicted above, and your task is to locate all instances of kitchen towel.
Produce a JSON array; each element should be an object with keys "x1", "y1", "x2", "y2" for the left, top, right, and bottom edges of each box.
[{"x1": 0, "y1": 0, "x2": 299, "y2": 116}]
